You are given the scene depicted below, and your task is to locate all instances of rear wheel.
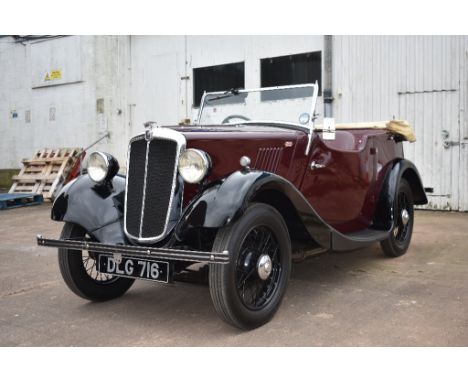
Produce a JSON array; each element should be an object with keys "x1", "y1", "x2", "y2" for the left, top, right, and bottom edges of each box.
[
  {"x1": 58, "y1": 223, "x2": 134, "y2": 301},
  {"x1": 380, "y1": 178, "x2": 414, "y2": 257},
  {"x1": 209, "y1": 203, "x2": 291, "y2": 329}
]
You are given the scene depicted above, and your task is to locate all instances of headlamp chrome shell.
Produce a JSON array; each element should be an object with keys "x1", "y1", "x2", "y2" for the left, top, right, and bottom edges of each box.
[
  {"x1": 87, "y1": 151, "x2": 119, "y2": 184},
  {"x1": 178, "y1": 149, "x2": 211, "y2": 184}
]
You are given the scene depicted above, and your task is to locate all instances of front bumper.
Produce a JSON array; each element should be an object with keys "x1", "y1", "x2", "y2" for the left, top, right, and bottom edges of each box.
[{"x1": 36, "y1": 235, "x2": 229, "y2": 264}]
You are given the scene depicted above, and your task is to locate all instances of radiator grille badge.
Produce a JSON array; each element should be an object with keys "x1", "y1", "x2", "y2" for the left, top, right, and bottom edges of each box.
[{"x1": 144, "y1": 121, "x2": 158, "y2": 141}]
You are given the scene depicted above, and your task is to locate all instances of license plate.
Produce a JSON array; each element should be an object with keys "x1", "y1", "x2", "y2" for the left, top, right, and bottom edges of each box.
[{"x1": 98, "y1": 254, "x2": 170, "y2": 283}]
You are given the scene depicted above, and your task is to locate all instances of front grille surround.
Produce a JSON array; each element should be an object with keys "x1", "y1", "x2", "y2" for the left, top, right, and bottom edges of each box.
[{"x1": 124, "y1": 128, "x2": 186, "y2": 244}]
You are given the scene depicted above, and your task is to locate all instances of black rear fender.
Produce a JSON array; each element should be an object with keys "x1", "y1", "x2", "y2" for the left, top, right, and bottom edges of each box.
[{"x1": 372, "y1": 158, "x2": 427, "y2": 231}]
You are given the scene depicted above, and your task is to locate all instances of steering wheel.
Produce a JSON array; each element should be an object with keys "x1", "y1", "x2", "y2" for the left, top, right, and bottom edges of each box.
[{"x1": 222, "y1": 115, "x2": 251, "y2": 124}]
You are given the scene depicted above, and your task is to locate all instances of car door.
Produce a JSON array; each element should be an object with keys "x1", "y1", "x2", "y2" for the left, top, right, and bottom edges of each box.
[{"x1": 299, "y1": 130, "x2": 377, "y2": 234}]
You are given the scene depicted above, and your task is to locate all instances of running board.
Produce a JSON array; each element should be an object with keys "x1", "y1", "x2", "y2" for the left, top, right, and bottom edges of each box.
[{"x1": 331, "y1": 228, "x2": 390, "y2": 252}]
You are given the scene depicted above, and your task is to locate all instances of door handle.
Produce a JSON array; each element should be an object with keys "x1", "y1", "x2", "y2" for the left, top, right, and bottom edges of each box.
[{"x1": 310, "y1": 161, "x2": 326, "y2": 170}]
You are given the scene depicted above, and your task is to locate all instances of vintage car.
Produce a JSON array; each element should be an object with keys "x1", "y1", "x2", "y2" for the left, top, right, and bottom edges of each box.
[{"x1": 37, "y1": 83, "x2": 427, "y2": 329}]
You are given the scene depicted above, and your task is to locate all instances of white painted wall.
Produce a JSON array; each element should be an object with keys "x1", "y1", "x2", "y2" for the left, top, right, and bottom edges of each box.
[
  {"x1": 1, "y1": 35, "x2": 323, "y2": 172},
  {"x1": 129, "y1": 35, "x2": 324, "y2": 134},
  {"x1": 92, "y1": 36, "x2": 131, "y2": 164},
  {"x1": 0, "y1": 36, "x2": 93, "y2": 168},
  {"x1": 0, "y1": 35, "x2": 130, "y2": 169},
  {"x1": 129, "y1": 36, "x2": 186, "y2": 132}
]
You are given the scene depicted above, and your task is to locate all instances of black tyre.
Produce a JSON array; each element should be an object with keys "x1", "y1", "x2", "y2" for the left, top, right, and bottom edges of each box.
[
  {"x1": 209, "y1": 203, "x2": 291, "y2": 329},
  {"x1": 58, "y1": 223, "x2": 134, "y2": 301},
  {"x1": 380, "y1": 178, "x2": 414, "y2": 257}
]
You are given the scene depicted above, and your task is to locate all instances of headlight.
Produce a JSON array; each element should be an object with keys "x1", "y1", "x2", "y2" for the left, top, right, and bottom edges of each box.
[
  {"x1": 87, "y1": 151, "x2": 119, "y2": 183},
  {"x1": 178, "y1": 149, "x2": 211, "y2": 183}
]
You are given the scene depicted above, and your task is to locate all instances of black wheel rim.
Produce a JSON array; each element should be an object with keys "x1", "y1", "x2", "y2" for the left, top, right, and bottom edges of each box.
[
  {"x1": 394, "y1": 191, "x2": 411, "y2": 244},
  {"x1": 235, "y1": 226, "x2": 282, "y2": 310}
]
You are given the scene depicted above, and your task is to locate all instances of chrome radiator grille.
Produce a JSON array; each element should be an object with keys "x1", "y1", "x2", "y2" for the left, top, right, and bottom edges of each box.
[{"x1": 124, "y1": 129, "x2": 185, "y2": 243}]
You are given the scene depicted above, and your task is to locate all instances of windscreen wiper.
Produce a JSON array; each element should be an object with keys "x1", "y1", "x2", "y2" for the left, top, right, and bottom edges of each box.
[{"x1": 206, "y1": 88, "x2": 241, "y2": 102}]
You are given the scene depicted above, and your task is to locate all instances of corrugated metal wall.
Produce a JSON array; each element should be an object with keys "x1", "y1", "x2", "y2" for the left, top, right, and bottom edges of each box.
[{"x1": 332, "y1": 36, "x2": 468, "y2": 211}]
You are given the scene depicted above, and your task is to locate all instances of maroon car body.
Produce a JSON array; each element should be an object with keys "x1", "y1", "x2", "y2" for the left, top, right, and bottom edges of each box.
[
  {"x1": 181, "y1": 125, "x2": 403, "y2": 233},
  {"x1": 38, "y1": 84, "x2": 427, "y2": 329}
]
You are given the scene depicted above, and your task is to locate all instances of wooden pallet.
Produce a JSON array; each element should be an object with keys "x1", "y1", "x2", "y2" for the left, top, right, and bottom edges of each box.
[
  {"x1": 9, "y1": 148, "x2": 83, "y2": 201},
  {"x1": 0, "y1": 193, "x2": 44, "y2": 210}
]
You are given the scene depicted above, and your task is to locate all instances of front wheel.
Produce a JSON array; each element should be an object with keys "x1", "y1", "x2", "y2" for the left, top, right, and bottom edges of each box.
[
  {"x1": 58, "y1": 223, "x2": 134, "y2": 301},
  {"x1": 380, "y1": 178, "x2": 414, "y2": 257},
  {"x1": 209, "y1": 203, "x2": 291, "y2": 329}
]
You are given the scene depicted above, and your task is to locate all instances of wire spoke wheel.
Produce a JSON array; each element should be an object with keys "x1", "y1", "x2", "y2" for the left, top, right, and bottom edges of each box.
[
  {"x1": 58, "y1": 223, "x2": 134, "y2": 301},
  {"x1": 381, "y1": 178, "x2": 414, "y2": 257},
  {"x1": 83, "y1": 256, "x2": 117, "y2": 285},
  {"x1": 394, "y1": 191, "x2": 410, "y2": 244},
  {"x1": 209, "y1": 203, "x2": 291, "y2": 329},
  {"x1": 236, "y1": 226, "x2": 281, "y2": 310},
  {"x1": 76, "y1": 234, "x2": 119, "y2": 285}
]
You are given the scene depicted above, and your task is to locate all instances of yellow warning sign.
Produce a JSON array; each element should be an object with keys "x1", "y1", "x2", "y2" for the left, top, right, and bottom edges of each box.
[
  {"x1": 51, "y1": 70, "x2": 62, "y2": 80},
  {"x1": 44, "y1": 70, "x2": 62, "y2": 81}
]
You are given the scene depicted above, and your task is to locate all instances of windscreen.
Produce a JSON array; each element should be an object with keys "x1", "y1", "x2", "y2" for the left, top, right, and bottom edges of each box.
[{"x1": 197, "y1": 85, "x2": 317, "y2": 126}]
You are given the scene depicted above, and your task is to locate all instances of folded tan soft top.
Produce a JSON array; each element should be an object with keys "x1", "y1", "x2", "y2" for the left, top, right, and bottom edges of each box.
[{"x1": 315, "y1": 120, "x2": 416, "y2": 142}]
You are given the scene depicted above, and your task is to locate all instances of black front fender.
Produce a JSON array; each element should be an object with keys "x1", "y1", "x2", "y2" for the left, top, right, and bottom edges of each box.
[
  {"x1": 51, "y1": 175, "x2": 127, "y2": 244},
  {"x1": 176, "y1": 171, "x2": 332, "y2": 249}
]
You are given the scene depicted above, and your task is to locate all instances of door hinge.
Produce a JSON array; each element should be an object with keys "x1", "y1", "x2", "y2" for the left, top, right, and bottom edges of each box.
[
  {"x1": 443, "y1": 141, "x2": 468, "y2": 149},
  {"x1": 441, "y1": 130, "x2": 467, "y2": 148},
  {"x1": 443, "y1": 140, "x2": 459, "y2": 149}
]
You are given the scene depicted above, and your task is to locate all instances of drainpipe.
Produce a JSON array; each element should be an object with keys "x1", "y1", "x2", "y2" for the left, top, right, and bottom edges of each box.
[
  {"x1": 323, "y1": 35, "x2": 334, "y2": 118},
  {"x1": 184, "y1": 35, "x2": 189, "y2": 120}
]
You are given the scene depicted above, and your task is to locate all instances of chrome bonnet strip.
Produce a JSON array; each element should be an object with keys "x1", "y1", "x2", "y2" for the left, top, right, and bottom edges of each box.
[{"x1": 139, "y1": 140, "x2": 150, "y2": 238}]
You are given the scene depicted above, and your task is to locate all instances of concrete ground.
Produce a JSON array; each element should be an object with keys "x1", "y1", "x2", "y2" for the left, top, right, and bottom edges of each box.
[{"x1": 0, "y1": 204, "x2": 467, "y2": 346}]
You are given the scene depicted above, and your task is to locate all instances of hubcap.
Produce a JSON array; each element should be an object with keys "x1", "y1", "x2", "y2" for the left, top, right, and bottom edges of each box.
[
  {"x1": 401, "y1": 209, "x2": 410, "y2": 226},
  {"x1": 394, "y1": 191, "x2": 411, "y2": 244},
  {"x1": 257, "y1": 254, "x2": 272, "y2": 280}
]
